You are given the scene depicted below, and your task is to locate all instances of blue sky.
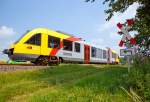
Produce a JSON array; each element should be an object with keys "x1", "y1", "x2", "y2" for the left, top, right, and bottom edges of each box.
[{"x1": 0, "y1": 0, "x2": 139, "y2": 60}]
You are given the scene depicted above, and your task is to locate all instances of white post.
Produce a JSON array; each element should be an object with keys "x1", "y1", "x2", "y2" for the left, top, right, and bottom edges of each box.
[{"x1": 127, "y1": 56, "x2": 131, "y2": 72}]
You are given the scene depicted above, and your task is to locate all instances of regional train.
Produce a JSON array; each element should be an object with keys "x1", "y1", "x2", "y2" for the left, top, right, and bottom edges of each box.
[{"x1": 3, "y1": 28, "x2": 119, "y2": 65}]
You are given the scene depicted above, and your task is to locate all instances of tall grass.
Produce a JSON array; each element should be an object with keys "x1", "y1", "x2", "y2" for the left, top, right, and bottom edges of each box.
[
  {"x1": 122, "y1": 56, "x2": 150, "y2": 102},
  {"x1": 0, "y1": 64, "x2": 130, "y2": 102}
]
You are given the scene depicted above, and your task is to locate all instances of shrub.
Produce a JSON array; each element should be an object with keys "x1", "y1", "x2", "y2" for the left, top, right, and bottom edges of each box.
[{"x1": 123, "y1": 56, "x2": 150, "y2": 101}]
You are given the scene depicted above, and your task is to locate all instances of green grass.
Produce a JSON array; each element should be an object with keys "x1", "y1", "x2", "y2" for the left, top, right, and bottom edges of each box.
[{"x1": 0, "y1": 64, "x2": 130, "y2": 102}]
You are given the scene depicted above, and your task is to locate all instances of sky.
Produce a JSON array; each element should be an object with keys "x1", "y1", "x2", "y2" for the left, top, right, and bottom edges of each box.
[{"x1": 0, "y1": 0, "x2": 139, "y2": 60}]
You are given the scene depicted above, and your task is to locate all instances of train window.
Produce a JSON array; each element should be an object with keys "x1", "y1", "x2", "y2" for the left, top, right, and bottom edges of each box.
[
  {"x1": 63, "y1": 40, "x2": 72, "y2": 51},
  {"x1": 103, "y1": 50, "x2": 107, "y2": 59},
  {"x1": 96, "y1": 49, "x2": 99, "y2": 58},
  {"x1": 100, "y1": 49, "x2": 103, "y2": 58},
  {"x1": 74, "y1": 42, "x2": 80, "y2": 53},
  {"x1": 48, "y1": 36, "x2": 60, "y2": 48},
  {"x1": 25, "y1": 33, "x2": 41, "y2": 46},
  {"x1": 97, "y1": 49, "x2": 103, "y2": 58},
  {"x1": 91, "y1": 47, "x2": 96, "y2": 57}
]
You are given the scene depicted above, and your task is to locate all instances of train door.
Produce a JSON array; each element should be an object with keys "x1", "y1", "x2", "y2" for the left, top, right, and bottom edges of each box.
[
  {"x1": 84, "y1": 45, "x2": 90, "y2": 64},
  {"x1": 107, "y1": 48, "x2": 112, "y2": 64}
]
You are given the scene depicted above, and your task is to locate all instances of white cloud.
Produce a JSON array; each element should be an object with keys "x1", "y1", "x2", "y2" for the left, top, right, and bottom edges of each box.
[
  {"x1": 0, "y1": 26, "x2": 17, "y2": 49},
  {"x1": 0, "y1": 26, "x2": 16, "y2": 37},
  {"x1": 87, "y1": 38, "x2": 107, "y2": 49},
  {"x1": 91, "y1": 38, "x2": 104, "y2": 45},
  {"x1": 97, "y1": 3, "x2": 139, "y2": 33},
  {"x1": 109, "y1": 32, "x2": 120, "y2": 40},
  {"x1": 0, "y1": 26, "x2": 17, "y2": 60},
  {"x1": 0, "y1": 40, "x2": 16, "y2": 49}
]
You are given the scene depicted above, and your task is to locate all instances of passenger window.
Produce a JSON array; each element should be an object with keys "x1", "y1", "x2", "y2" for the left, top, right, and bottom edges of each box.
[
  {"x1": 97, "y1": 49, "x2": 102, "y2": 58},
  {"x1": 63, "y1": 40, "x2": 72, "y2": 51},
  {"x1": 25, "y1": 33, "x2": 41, "y2": 46},
  {"x1": 103, "y1": 50, "x2": 107, "y2": 59},
  {"x1": 91, "y1": 47, "x2": 96, "y2": 57},
  {"x1": 48, "y1": 36, "x2": 60, "y2": 48},
  {"x1": 74, "y1": 42, "x2": 80, "y2": 53}
]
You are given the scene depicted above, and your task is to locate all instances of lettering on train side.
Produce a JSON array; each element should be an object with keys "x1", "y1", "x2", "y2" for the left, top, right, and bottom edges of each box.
[{"x1": 63, "y1": 52, "x2": 72, "y2": 56}]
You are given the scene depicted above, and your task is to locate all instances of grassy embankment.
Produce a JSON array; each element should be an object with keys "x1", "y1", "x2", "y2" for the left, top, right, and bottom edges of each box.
[{"x1": 0, "y1": 64, "x2": 130, "y2": 102}]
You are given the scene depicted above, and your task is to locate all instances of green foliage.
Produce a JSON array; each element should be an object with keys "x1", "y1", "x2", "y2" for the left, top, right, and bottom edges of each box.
[
  {"x1": 86, "y1": 0, "x2": 150, "y2": 53},
  {"x1": 85, "y1": 0, "x2": 95, "y2": 2},
  {"x1": 86, "y1": 0, "x2": 150, "y2": 101},
  {"x1": 0, "y1": 65, "x2": 130, "y2": 102},
  {"x1": 122, "y1": 57, "x2": 150, "y2": 101},
  {"x1": 119, "y1": 57, "x2": 126, "y2": 64}
]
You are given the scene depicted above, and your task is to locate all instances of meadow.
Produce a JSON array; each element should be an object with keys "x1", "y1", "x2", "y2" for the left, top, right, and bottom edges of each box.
[{"x1": 0, "y1": 64, "x2": 130, "y2": 102}]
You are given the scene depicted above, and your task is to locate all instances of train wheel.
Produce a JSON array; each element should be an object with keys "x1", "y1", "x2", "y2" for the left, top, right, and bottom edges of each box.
[
  {"x1": 59, "y1": 57, "x2": 63, "y2": 63},
  {"x1": 34, "y1": 56, "x2": 49, "y2": 66},
  {"x1": 49, "y1": 56, "x2": 59, "y2": 66}
]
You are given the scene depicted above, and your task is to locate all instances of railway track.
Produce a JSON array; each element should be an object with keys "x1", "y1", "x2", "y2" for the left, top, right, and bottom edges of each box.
[{"x1": 0, "y1": 64, "x2": 50, "y2": 72}]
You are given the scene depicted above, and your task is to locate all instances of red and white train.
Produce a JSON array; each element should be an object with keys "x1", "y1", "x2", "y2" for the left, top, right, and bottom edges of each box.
[{"x1": 3, "y1": 28, "x2": 119, "y2": 65}]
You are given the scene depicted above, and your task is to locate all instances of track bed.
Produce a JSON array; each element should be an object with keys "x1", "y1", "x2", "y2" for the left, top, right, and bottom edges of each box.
[{"x1": 0, "y1": 64, "x2": 49, "y2": 72}]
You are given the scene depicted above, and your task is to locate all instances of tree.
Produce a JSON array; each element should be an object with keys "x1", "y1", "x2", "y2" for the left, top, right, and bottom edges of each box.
[
  {"x1": 86, "y1": 0, "x2": 150, "y2": 55},
  {"x1": 86, "y1": 1, "x2": 150, "y2": 101}
]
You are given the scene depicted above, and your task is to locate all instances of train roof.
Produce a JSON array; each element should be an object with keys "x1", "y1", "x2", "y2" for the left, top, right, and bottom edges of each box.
[
  {"x1": 27, "y1": 28, "x2": 118, "y2": 54},
  {"x1": 28, "y1": 28, "x2": 83, "y2": 42},
  {"x1": 30, "y1": 28, "x2": 77, "y2": 37}
]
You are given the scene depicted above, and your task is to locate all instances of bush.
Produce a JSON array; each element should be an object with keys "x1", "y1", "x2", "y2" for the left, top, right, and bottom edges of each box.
[{"x1": 123, "y1": 56, "x2": 150, "y2": 101}]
